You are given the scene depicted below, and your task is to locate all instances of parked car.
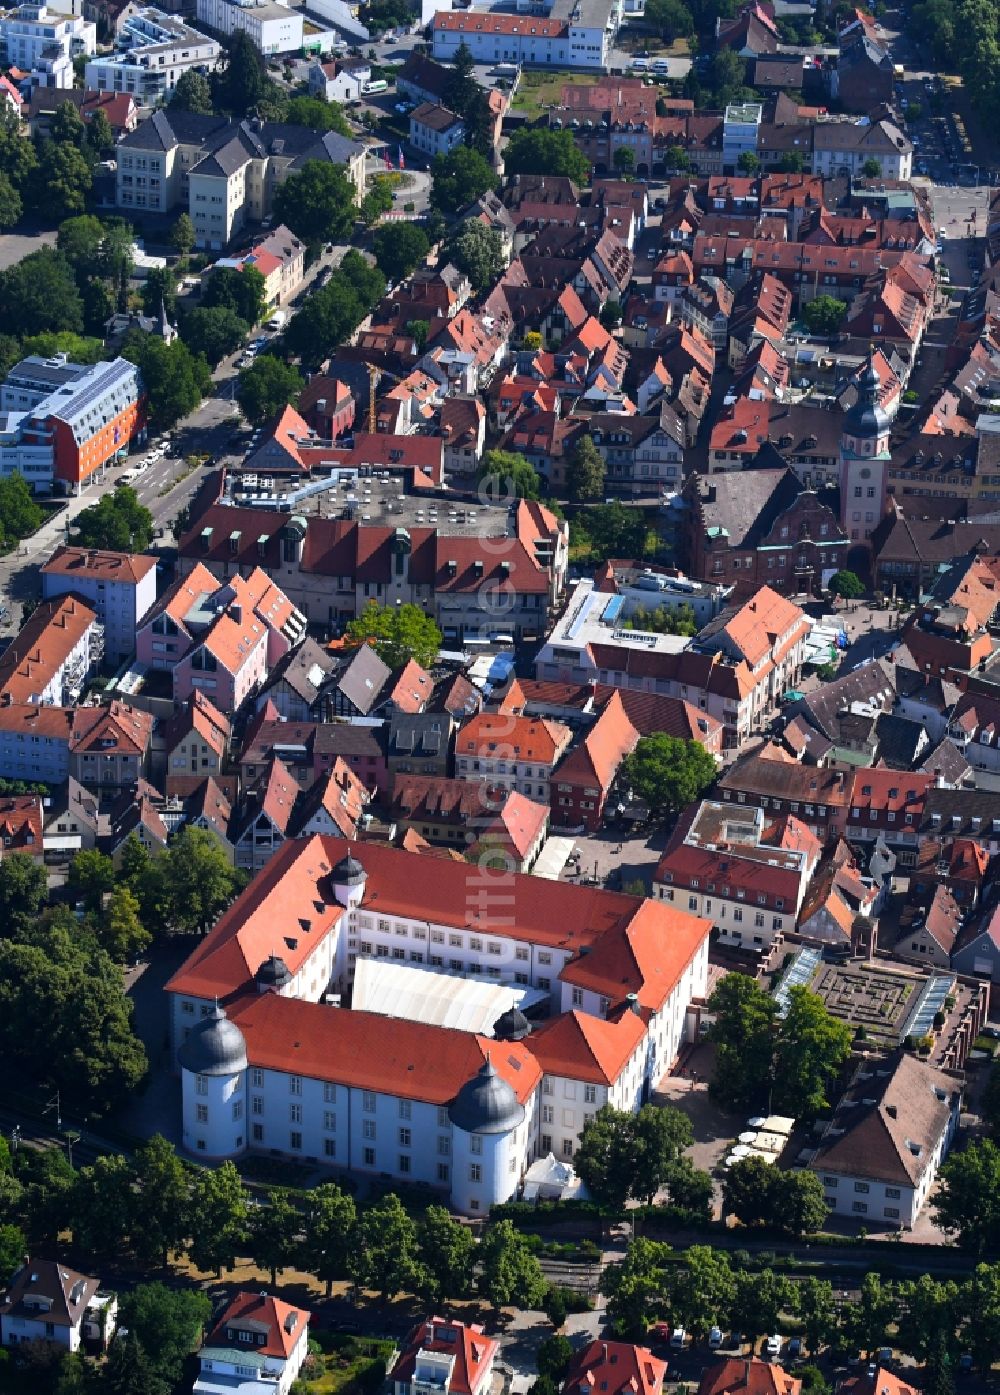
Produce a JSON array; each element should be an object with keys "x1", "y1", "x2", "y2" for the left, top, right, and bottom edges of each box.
[
  {"x1": 765, "y1": 1335, "x2": 782, "y2": 1359},
  {"x1": 709, "y1": 1328, "x2": 724, "y2": 1350},
  {"x1": 670, "y1": 1329, "x2": 687, "y2": 1350},
  {"x1": 877, "y1": 1349, "x2": 893, "y2": 1367},
  {"x1": 788, "y1": 1339, "x2": 802, "y2": 1360}
]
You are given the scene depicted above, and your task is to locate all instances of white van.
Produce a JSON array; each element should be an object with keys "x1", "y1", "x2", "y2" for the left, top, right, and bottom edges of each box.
[
  {"x1": 630, "y1": 58, "x2": 648, "y2": 71},
  {"x1": 265, "y1": 309, "x2": 287, "y2": 331}
]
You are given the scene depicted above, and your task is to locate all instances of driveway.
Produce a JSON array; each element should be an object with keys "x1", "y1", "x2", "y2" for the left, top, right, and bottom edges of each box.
[{"x1": 0, "y1": 227, "x2": 56, "y2": 270}]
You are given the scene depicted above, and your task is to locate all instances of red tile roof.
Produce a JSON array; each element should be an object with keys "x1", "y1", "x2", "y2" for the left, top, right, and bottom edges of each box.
[
  {"x1": 0, "y1": 794, "x2": 42, "y2": 854},
  {"x1": 393, "y1": 1319, "x2": 498, "y2": 1395},
  {"x1": 559, "y1": 897, "x2": 711, "y2": 1011},
  {"x1": 565, "y1": 1341, "x2": 667, "y2": 1395},
  {"x1": 530, "y1": 1008, "x2": 646, "y2": 1085},
  {"x1": 699, "y1": 1360, "x2": 801, "y2": 1395},
  {"x1": 69, "y1": 701, "x2": 153, "y2": 756},
  {"x1": 0, "y1": 596, "x2": 97, "y2": 703},
  {"x1": 41, "y1": 545, "x2": 157, "y2": 585},
  {"x1": 234, "y1": 993, "x2": 541, "y2": 1101},
  {"x1": 555, "y1": 692, "x2": 638, "y2": 794},
  {"x1": 457, "y1": 714, "x2": 571, "y2": 765},
  {"x1": 208, "y1": 1291, "x2": 309, "y2": 1360}
]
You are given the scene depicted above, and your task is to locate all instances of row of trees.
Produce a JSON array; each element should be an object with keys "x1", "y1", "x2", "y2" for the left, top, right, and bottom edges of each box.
[
  {"x1": 0, "y1": 101, "x2": 114, "y2": 234},
  {"x1": 604, "y1": 1239, "x2": 1000, "y2": 1374},
  {"x1": 4, "y1": 1131, "x2": 548, "y2": 1311}
]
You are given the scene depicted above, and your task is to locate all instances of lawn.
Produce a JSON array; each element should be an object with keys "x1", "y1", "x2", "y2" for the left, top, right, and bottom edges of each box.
[{"x1": 511, "y1": 70, "x2": 598, "y2": 118}]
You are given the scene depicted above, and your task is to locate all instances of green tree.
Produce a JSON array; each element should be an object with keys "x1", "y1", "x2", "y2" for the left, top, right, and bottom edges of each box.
[
  {"x1": 407, "y1": 319, "x2": 430, "y2": 350},
  {"x1": 121, "y1": 332, "x2": 210, "y2": 430},
  {"x1": 0, "y1": 172, "x2": 22, "y2": 230},
  {"x1": 802, "y1": 294, "x2": 847, "y2": 336},
  {"x1": 443, "y1": 42, "x2": 480, "y2": 122},
  {"x1": 829, "y1": 569, "x2": 864, "y2": 601},
  {"x1": 861, "y1": 157, "x2": 883, "y2": 177},
  {"x1": 0, "y1": 472, "x2": 42, "y2": 548},
  {"x1": 613, "y1": 146, "x2": 636, "y2": 177},
  {"x1": 645, "y1": 0, "x2": 695, "y2": 37},
  {"x1": 57, "y1": 213, "x2": 106, "y2": 270},
  {"x1": 707, "y1": 972, "x2": 777, "y2": 1111},
  {"x1": 68, "y1": 848, "x2": 115, "y2": 913},
  {"x1": 283, "y1": 253, "x2": 383, "y2": 370},
  {"x1": 732, "y1": 1268, "x2": 794, "y2": 1346},
  {"x1": 237, "y1": 356, "x2": 304, "y2": 426},
  {"x1": 248, "y1": 1187, "x2": 300, "y2": 1286},
  {"x1": 566, "y1": 435, "x2": 606, "y2": 503},
  {"x1": 446, "y1": 220, "x2": 505, "y2": 292},
  {"x1": 346, "y1": 602, "x2": 442, "y2": 669},
  {"x1": 738, "y1": 151, "x2": 760, "y2": 174},
  {"x1": 360, "y1": 175, "x2": 395, "y2": 227},
  {"x1": 74, "y1": 485, "x2": 153, "y2": 552},
  {"x1": 621, "y1": 733, "x2": 718, "y2": 821},
  {"x1": 779, "y1": 1169, "x2": 830, "y2": 1237},
  {"x1": 416, "y1": 1204, "x2": 476, "y2": 1304},
  {"x1": 130, "y1": 1133, "x2": 190, "y2": 1268},
  {"x1": 37, "y1": 141, "x2": 93, "y2": 220},
  {"x1": 0, "y1": 853, "x2": 49, "y2": 928},
  {"x1": 0, "y1": 1221, "x2": 26, "y2": 1276},
  {"x1": 187, "y1": 1160, "x2": 248, "y2": 1276},
  {"x1": 22, "y1": 331, "x2": 102, "y2": 366},
  {"x1": 183, "y1": 305, "x2": 248, "y2": 365},
  {"x1": 723, "y1": 1156, "x2": 776, "y2": 1228},
  {"x1": 14, "y1": 1144, "x2": 75, "y2": 1246},
  {"x1": 574, "y1": 1106, "x2": 641, "y2": 1212},
  {"x1": 69, "y1": 1153, "x2": 133, "y2": 1256},
  {"x1": 845, "y1": 1273, "x2": 897, "y2": 1357},
  {"x1": 477, "y1": 1219, "x2": 547, "y2": 1311},
  {"x1": 430, "y1": 145, "x2": 497, "y2": 214},
  {"x1": 171, "y1": 212, "x2": 196, "y2": 259},
  {"x1": 543, "y1": 1285, "x2": 569, "y2": 1330},
  {"x1": 958, "y1": 1264, "x2": 1000, "y2": 1371},
  {"x1": 217, "y1": 30, "x2": 270, "y2": 114},
  {"x1": 601, "y1": 1237, "x2": 670, "y2": 1338},
  {"x1": 141, "y1": 265, "x2": 178, "y2": 321},
  {"x1": 665, "y1": 144, "x2": 691, "y2": 171},
  {"x1": 204, "y1": 265, "x2": 267, "y2": 327},
  {"x1": 572, "y1": 501, "x2": 649, "y2": 562},
  {"x1": 350, "y1": 1193, "x2": 421, "y2": 1300},
  {"x1": 665, "y1": 1244, "x2": 735, "y2": 1338},
  {"x1": 797, "y1": 1277, "x2": 838, "y2": 1354},
  {"x1": 937, "y1": 1138, "x2": 1000, "y2": 1254},
  {"x1": 273, "y1": 159, "x2": 357, "y2": 245},
  {"x1": 170, "y1": 70, "x2": 214, "y2": 114},
  {"x1": 478, "y1": 449, "x2": 540, "y2": 501},
  {"x1": 772, "y1": 986, "x2": 852, "y2": 1116},
  {"x1": 504, "y1": 128, "x2": 590, "y2": 183},
  {"x1": 0, "y1": 247, "x2": 83, "y2": 336},
  {"x1": 537, "y1": 1336, "x2": 574, "y2": 1383},
  {"x1": 105, "y1": 1334, "x2": 169, "y2": 1395},
  {"x1": 373, "y1": 221, "x2": 430, "y2": 283},
  {"x1": 119, "y1": 1283, "x2": 212, "y2": 1387},
  {"x1": 925, "y1": 1330, "x2": 956, "y2": 1395},
  {"x1": 51, "y1": 101, "x2": 87, "y2": 147},
  {"x1": 159, "y1": 826, "x2": 244, "y2": 934},
  {"x1": 301, "y1": 1183, "x2": 357, "y2": 1296},
  {"x1": 86, "y1": 111, "x2": 114, "y2": 159},
  {"x1": 600, "y1": 299, "x2": 623, "y2": 330},
  {"x1": 98, "y1": 886, "x2": 150, "y2": 963},
  {"x1": 896, "y1": 1275, "x2": 959, "y2": 1363},
  {"x1": 777, "y1": 151, "x2": 805, "y2": 173},
  {"x1": 285, "y1": 94, "x2": 353, "y2": 137}
]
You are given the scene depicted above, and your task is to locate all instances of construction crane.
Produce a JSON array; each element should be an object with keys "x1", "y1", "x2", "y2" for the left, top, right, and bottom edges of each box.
[
  {"x1": 365, "y1": 363, "x2": 403, "y2": 434},
  {"x1": 366, "y1": 362, "x2": 380, "y2": 435}
]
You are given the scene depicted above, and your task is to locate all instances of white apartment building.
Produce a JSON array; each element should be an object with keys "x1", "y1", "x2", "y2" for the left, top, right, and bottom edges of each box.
[
  {"x1": 194, "y1": 1293, "x2": 309, "y2": 1395},
  {"x1": 0, "y1": 595, "x2": 102, "y2": 707},
  {"x1": 454, "y1": 713, "x2": 572, "y2": 803},
  {"x1": 0, "y1": 3, "x2": 95, "y2": 88},
  {"x1": 409, "y1": 102, "x2": 465, "y2": 159},
  {"x1": 196, "y1": 0, "x2": 303, "y2": 54},
  {"x1": 810, "y1": 1053, "x2": 961, "y2": 1229},
  {"x1": 84, "y1": 7, "x2": 221, "y2": 102},
  {"x1": 168, "y1": 836, "x2": 711, "y2": 1212},
  {"x1": 0, "y1": 705, "x2": 73, "y2": 785},
  {"x1": 40, "y1": 546, "x2": 157, "y2": 666},
  {"x1": 653, "y1": 799, "x2": 821, "y2": 952}
]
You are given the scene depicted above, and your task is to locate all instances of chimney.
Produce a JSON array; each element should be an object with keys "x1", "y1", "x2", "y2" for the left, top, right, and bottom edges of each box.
[
  {"x1": 230, "y1": 603, "x2": 242, "y2": 624},
  {"x1": 885, "y1": 1104, "x2": 897, "y2": 1119},
  {"x1": 626, "y1": 992, "x2": 641, "y2": 1017}
]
